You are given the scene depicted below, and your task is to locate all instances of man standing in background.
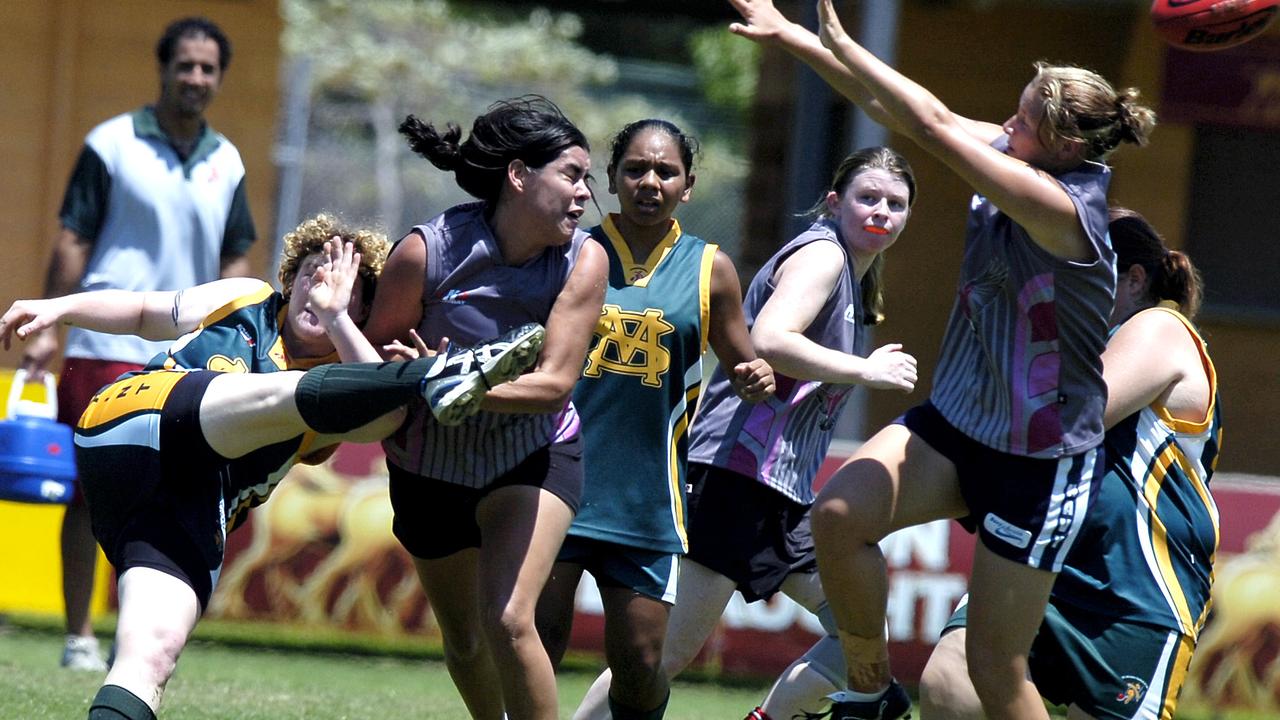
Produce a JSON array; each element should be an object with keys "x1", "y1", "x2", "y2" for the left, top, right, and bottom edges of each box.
[{"x1": 20, "y1": 16, "x2": 257, "y2": 671}]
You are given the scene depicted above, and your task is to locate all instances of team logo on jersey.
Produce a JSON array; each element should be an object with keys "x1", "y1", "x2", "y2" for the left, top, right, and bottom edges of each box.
[
  {"x1": 206, "y1": 355, "x2": 250, "y2": 374},
  {"x1": 982, "y1": 513, "x2": 1032, "y2": 549},
  {"x1": 584, "y1": 304, "x2": 674, "y2": 387},
  {"x1": 1115, "y1": 676, "x2": 1148, "y2": 705},
  {"x1": 843, "y1": 304, "x2": 859, "y2": 325}
]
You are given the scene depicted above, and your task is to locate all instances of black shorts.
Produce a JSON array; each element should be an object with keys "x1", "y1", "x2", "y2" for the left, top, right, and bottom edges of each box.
[
  {"x1": 75, "y1": 370, "x2": 227, "y2": 611},
  {"x1": 899, "y1": 402, "x2": 1104, "y2": 572},
  {"x1": 684, "y1": 462, "x2": 816, "y2": 602},
  {"x1": 388, "y1": 435, "x2": 584, "y2": 560}
]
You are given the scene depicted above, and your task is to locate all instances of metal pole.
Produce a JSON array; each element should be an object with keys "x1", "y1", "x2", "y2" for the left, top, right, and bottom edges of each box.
[
  {"x1": 835, "y1": 0, "x2": 903, "y2": 442},
  {"x1": 269, "y1": 57, "x2": 313, "y2": 288}
]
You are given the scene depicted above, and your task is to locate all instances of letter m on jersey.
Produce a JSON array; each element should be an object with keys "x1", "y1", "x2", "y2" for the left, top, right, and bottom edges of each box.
[{"x1": 584, "y1": 304, "x2": 674, "y2": 387}]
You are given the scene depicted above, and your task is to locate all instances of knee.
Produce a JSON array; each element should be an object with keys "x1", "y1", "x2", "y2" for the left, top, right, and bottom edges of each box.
[
  {"x1": 609, "y1": 640, "x2": 664, "y2": 693},
  {"x1": 116, "y1": 626, "x2": 186, "y2": 687},
  {"x1": 812, "y1": 491, "x2": 874, "y2": 547},
  {"x1": 440, "y1": 625, "x2": 488, "y2": 667},
  {"x1": 919, "y1": 644, "x2": 981, "y2": 720},
  {"x1": 482, "y1": 598, "x2": 537, "y2": 651}
]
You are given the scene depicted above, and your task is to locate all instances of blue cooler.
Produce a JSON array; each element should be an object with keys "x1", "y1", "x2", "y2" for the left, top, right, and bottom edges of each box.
[{"x1": 0, "y1": 369, "x2": 77, "y2": 504}]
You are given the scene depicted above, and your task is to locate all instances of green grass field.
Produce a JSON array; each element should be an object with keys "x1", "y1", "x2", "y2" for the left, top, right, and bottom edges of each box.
[
  {"x1": 3, "y1": 618, "x2": 1270, "y2": 720},
  {"x1": 0, "y1": 621, "x2": 770, "y2": 719}
]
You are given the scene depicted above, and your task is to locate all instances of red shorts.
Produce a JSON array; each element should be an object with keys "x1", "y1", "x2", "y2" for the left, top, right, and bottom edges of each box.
[{"x1": 57, "y1": 357, "x2": 144, "y2": 502}]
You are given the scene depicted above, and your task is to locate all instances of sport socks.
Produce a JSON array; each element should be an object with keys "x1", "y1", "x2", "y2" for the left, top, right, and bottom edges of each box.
[
  {"x1": 608, "y1": 690, "x2": 670, "y2": 720},
  {"x1": 294, "y1": 358, "x2": 434, "y2": 433},
  {"x1": 87, "y1": 684, "x2": 156, "y2": 720}
]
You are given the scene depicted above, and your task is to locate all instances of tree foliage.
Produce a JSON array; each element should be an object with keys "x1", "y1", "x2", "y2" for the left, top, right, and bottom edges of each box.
[{"x1": 280, "y1": 0, "x2": 750, "y2": 251}]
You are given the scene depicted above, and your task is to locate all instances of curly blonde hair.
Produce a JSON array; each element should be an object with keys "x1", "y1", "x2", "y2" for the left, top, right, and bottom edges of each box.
[{"x1": 277, "y1": 214, "x2": 390, "y2": 310}]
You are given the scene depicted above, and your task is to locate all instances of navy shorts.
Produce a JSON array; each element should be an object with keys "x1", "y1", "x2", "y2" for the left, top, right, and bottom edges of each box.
[
  {"x1": 685, "y1": 463, "x2": 817, "y2": 602},
  {"x1": 944, "y1": 594, "x2": 1195, "y2": 719},
  {"x1": 76, "y1": 370, "x2": 228, "y2": 612},
  {"x1": 556, "y1": 535, "x2": 680, "y2": 603},
  {"x1": 898, "y1": 402, "x2": 1104, "y2": 572},
  {"x1": 388, "y1": 434, "x2": 584, "y2": 560}
]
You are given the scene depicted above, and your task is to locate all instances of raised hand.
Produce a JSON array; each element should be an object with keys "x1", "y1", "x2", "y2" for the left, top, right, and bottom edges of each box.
[
  {"x1": 863, "y1": 342, "x2": 918, "y2": 392},
  {"x1": 727, "y1": 0, "x2": 793, "y2": 45},
  {"x1": 816, "y1": 0, "x2": 852, "y2": 51},
  {"x1": 730, "y1": 357, "x2": 777, "y2": 403},
  {"x1": 306, "y1": 238, "x2": 360, "y2": 330}
]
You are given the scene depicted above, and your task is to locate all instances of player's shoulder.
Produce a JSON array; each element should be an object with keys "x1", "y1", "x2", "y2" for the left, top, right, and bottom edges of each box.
[{"x1": 83, "y1": 111, "x2": 140, "y2": 155}]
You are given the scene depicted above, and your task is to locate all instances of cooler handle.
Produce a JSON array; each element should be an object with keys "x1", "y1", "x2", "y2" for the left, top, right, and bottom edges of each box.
[{"x1": 7, "y1": 368, "x2": 59, "y2": 421}]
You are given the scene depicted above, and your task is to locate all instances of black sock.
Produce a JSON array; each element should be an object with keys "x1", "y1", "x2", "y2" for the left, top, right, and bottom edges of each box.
[
  {"x1": 88, "y1": 685, "x2": 156, "y2": 720},
  {"x1": 294, "y1": 358, "x2": 434, "y2": 433},
  {"x1": 608, "y1": 691, "x2": 670, "y2": 720}
]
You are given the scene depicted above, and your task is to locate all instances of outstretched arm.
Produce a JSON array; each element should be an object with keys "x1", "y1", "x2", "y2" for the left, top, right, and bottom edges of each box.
[
  {"x1": 705, "y1": 250, "x2": 775, "y2": 402},
  {"x1": 812, "y1": 0, "x2": 1086, "y2": 258},
  {"x1": 727, "y1": 0, "x2": 1001, "y2": 146},
  {"x1": 1, "y1": 277, "x2": 267, "y2": 350}
]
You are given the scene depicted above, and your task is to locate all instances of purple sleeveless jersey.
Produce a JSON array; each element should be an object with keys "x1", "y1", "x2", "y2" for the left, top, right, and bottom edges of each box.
[
  {"x1": 383, "y1": 202, "x2": 587, "y2": 487},
  {"x1": 687, "y1": 219, "x2": 865, "y2": 505}
]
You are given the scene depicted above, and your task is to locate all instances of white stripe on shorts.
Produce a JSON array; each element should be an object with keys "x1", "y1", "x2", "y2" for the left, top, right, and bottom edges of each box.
[
  {"x1": 73, "y1": 412, "x2": 162, "y2": 452},
  {"x1": 1028, "y1": 447, "x2": 1096, "y2": 570},
  {"x1": 1133, "y1": 629, "x2": 1179, "y2": 720}
]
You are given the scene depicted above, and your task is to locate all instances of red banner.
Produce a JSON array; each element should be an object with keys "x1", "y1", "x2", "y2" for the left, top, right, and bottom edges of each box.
[{"x1": 207, "y1": 443, "x2": 1280, "y2": 706}]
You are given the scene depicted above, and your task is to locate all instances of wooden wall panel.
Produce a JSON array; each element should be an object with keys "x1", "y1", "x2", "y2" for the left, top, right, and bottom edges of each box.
[{"x1": 0, "y1": 0, "x2": 280, "y2": 370}]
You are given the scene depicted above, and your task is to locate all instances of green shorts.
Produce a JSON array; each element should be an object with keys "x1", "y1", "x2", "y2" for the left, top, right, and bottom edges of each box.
[
  {"x1": 944, "y1": 595, "x2": 1195, "y2": 719},
  {"x1": 556, "y1": 535, "x2": 679, "y2": 603}
]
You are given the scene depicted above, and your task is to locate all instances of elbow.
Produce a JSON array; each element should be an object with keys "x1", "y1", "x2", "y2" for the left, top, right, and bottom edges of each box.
[
  {"x1": 751, "y1": 328, "x2": 786, "y2": 366},
  {"x1": 903, "y1": 108, "x2": 951, "y2": 148},
  {"x1": 497, "y1": 372, "x2": 577, "y2": 414},
  {"x1": 533, "y1": 377, "x2": 577, "y2": 413}
]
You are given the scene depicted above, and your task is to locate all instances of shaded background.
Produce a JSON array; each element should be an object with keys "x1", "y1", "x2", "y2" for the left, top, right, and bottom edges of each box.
[{"x1": 1, "y1": 0, "x2": 1279, "y2": 711}]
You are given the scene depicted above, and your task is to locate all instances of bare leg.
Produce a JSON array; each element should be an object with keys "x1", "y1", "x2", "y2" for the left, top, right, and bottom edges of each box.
[
  {"x1": 475, "y1": 485, "x2": 574, "y2": 720},
  {"x1": 575, "y1": 560, "x2": 735, "y2": 720},
  {"x1": 199, "y1": 370, "x2": 403, "y2": 459},
  {"x1": 101, "y1": 567, "x2": 201, "y2": 712},
  {"x1": 811, "y1": 424, "x2": 966, "y2": 692},
  {"x1": 199, "y1": 372, "x2": 314, "y2": 458},
  {"x1": 918, "y1": 629, "x2": 983, "y2": 720},
  {"x1": 536, "y1": 561, "x2": 585, "y2": 668},
  {"x1": 598, "y1": 587, "x2": 672, "y2": 715},
  {"x1": 415, "y1": 550, "x2": 505, "y2": 720},
  {"x1": 661, "y1": 560, "x2": 738, "y2": 677},
  {"x1": 965, "y1": 544, "x2": 1055, "y2": 720}
]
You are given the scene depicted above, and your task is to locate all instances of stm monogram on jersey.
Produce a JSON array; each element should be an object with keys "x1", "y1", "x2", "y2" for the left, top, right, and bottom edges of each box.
[{"x1": 584, "y1": 304, "x2": 674, "y2": 387}]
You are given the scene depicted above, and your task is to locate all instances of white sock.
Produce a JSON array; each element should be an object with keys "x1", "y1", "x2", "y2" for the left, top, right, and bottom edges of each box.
[{"x1": 829, "y1": 687, "x2": 888, "y2": 703}]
